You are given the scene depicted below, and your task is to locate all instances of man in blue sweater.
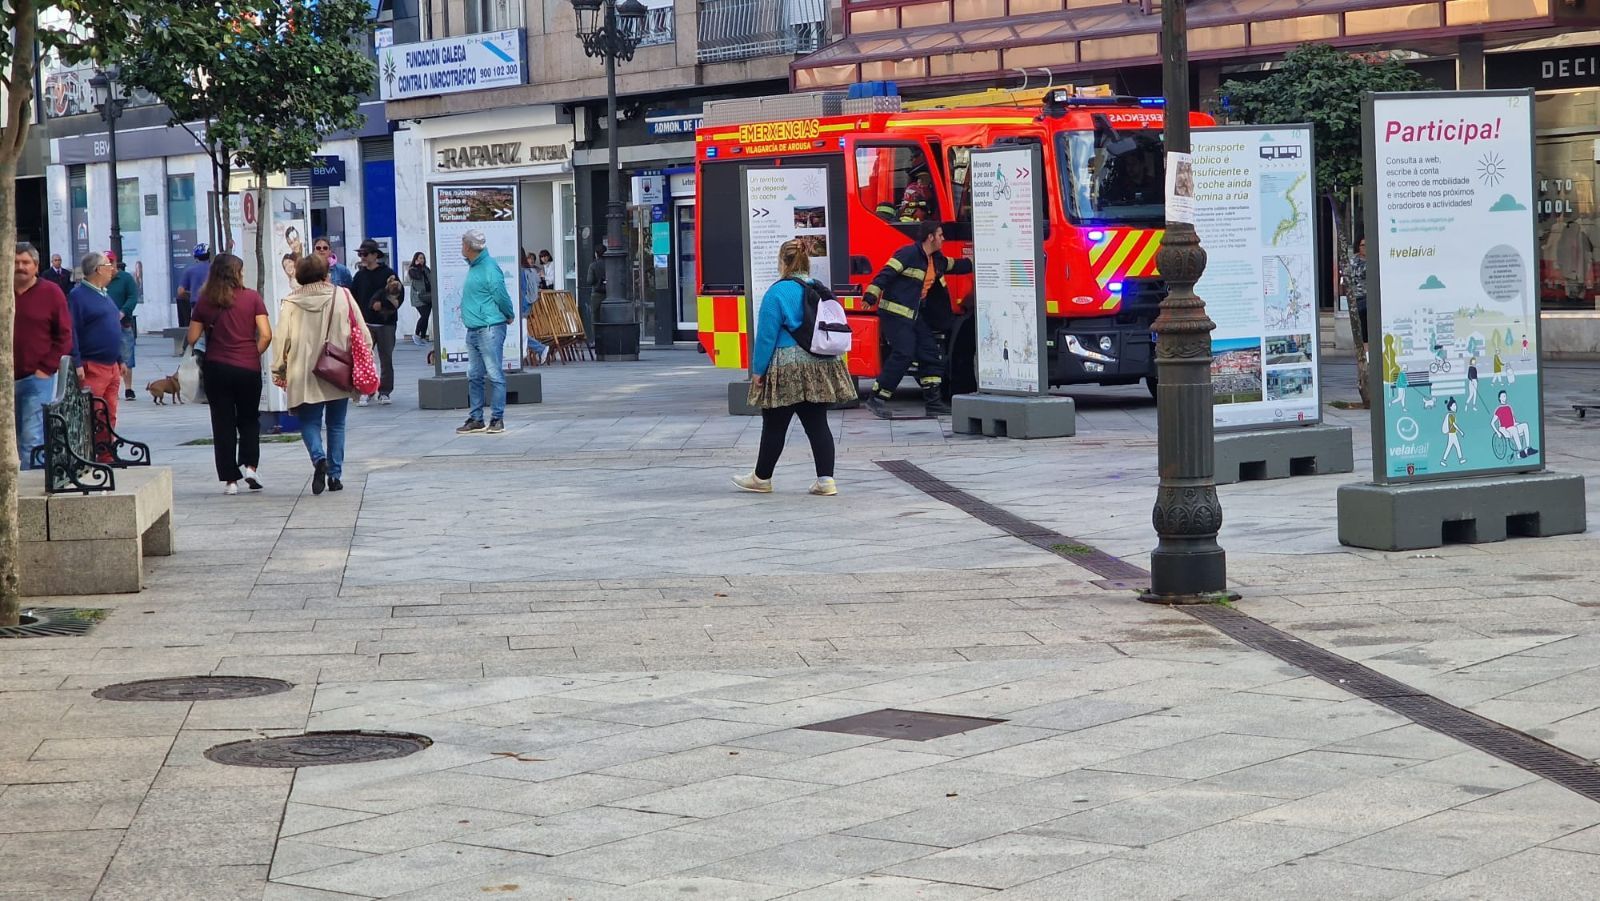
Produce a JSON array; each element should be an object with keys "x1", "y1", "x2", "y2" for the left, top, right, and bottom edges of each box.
[
  {"x1": 69, "y1": 251, "x2": 129, "y2": 443},
  {"x1": 455, "y1": 229, "x2": 515, "y2": 435}
]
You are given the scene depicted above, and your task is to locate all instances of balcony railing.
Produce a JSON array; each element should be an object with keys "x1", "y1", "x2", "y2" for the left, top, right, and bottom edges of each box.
[{"x1": 698, "y1": 0, "x2": 830, "y2": 64}]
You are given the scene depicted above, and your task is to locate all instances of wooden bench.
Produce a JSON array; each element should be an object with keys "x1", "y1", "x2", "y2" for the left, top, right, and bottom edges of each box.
[
  {"x1": 1574, "y1": 403, "x2": 1600, "y2": 419},
  {"x1": 18, "y1": 357, "x2": 168, "y2": 596}
]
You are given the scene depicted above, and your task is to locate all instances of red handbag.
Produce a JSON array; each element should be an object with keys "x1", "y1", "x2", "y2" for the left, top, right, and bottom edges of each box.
[{"x1": 348, "y1": 292, "x2": 381, "y2": 396}]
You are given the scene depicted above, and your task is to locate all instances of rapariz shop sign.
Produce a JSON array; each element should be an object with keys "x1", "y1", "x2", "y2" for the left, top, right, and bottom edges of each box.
[{"x1": 434, "y1": 140, "x2": 569, "y2": 172}]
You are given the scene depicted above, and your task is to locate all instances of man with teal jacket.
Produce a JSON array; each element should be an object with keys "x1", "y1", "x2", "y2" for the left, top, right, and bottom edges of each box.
[
  {"x1": 107, "y1": 256, "x2": 141, "y2": 401},
  {"x1": 456, "y1": 228, "x2": 515, "y2": 435}
]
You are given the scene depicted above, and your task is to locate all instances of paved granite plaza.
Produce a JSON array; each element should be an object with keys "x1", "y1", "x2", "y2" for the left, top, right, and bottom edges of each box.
[{"x1": 7, "y1": 338, "x2": 1600, "y2": 899}]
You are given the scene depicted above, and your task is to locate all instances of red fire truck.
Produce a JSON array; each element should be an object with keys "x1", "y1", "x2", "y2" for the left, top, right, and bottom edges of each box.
[{"x1": 693, "y1": 87, "x2": 1214, "y2": 396}]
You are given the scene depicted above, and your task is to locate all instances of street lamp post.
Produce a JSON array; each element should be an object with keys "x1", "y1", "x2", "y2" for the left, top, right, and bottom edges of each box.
[
  {"x1": 1143, "y1": 0, "x2": 1230, "y2": 603},
  {"x1": 89, "y1": 68, "x2": 128, "y2": 266},
  {"x1": 572, "y1": 0, "x2": 648, "y2": 360}
]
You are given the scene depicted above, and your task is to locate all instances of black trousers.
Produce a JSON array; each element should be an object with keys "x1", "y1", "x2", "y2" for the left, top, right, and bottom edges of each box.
[
  {"x1": 414, "y1": 304, "x2": 432, "y2": 340},
  {"x1": 873, "y1": 312, "x2": 944, "y2": 398},
  {"x1": 369, "y1": 324, "x2": 396, "y2": 395},
  {"x1": 755, "y1": 402, "x2": 835, "y2": 479},
  {"x1": 176, "y1": 298, "x2": 193, "y2": 327},
  {"x1": 201, "y1": 360, "x2": 261, "y2": 483}
]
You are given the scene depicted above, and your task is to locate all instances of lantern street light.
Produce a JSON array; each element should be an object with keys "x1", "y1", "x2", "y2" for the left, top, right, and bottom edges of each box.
[
  {"x1": 572, "y1": 0, "x2": 649, "y2": 358},
  {"x1": 1143, "y1": 0, "x2": 1231, "y2": 603},
  {"x1": 89, "y1": 67, "x2": 129, "y2": 267}
]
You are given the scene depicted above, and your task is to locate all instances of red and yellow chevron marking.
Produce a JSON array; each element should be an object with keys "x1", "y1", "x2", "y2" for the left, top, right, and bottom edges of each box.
[
  {"x1": 1088, "y1": 228, "x2": 1164, "y2": 310},
  {"x1": 696, "y1": 295, "x2": 749, "y2": 370}
]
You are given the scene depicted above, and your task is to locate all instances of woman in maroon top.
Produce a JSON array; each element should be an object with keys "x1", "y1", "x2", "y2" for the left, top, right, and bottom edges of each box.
[{"x1": 186, "y1": 254, "x2": 273, "y2": 494}]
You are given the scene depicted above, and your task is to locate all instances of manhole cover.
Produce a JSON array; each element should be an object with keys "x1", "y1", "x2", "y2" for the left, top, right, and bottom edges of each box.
[
  {"x1": 204, "y1": 731, "x2": 432, "y2": 768},
  {"x1": 0, "y1": 607, "x2": 107, "y2": 639},
  {"x1": 94, "y1": 676, "x2": 294, "y2": 702},
  {"x1": 800, "y1": 709, "x2": 1005, "y2": 741}
]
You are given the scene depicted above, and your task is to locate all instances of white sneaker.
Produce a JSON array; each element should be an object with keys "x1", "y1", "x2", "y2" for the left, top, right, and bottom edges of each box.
[
  {"x1": 223, "y1": 482, "x2": 238, "y2": 495},
  {"x1": 378, "y1": 394, "x2": 392, "y2": 405},
  {"x1": 732, "y1": 473, "x2": 773, "y2": 493},
  {"x1": 537, "y1": 346, "x2": 551, "y2": 365},
  {"x1": 809, "y1": 478, "x2": 838, "y2": 496},
  {"x1": 412, "y1": 335, "x2": 426, "y2": 347},
  {"x1": 241, "y1": 466, "x2": 263, "y2": 490},
  {"x1": 357, "y1": 395, "x2": 370, "y2": 407}
]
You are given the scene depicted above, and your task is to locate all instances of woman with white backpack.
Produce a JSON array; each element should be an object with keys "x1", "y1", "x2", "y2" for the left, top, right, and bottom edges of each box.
[{"x1": 734, "y1": 238, "x2": 856, "y2": 496}]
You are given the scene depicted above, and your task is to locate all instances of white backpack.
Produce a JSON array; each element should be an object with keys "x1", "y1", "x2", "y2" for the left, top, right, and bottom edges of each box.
[{"x1": 788, "y1": 278, "x2": 852, "y2": 357}]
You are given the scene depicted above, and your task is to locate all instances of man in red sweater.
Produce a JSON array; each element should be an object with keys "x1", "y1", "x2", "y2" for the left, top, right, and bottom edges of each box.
[{"x1": 13, "y1": 243, "x2": 71, "y2": 469}]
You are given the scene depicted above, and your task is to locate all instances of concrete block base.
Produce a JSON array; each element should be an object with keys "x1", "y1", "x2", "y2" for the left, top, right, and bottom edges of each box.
[
  {"x1": 20, "y1": 467, "x2": 175, "y2": 596},
  {"x1": 1337, "y1": 470, "x2": 1586, "y2": 551},
  {"x1": 419, "y1": 372, "x2": 542, "y2": 410},
  {"x1": 1215, "y1": 424, "x2": 1355, "y2": 485},
  {"x1": 728, "y1": 381, "x2": 759, "y2": 417},
  {"x1": 951, "y1": 393, "x2": 1076, "y2": 439}
]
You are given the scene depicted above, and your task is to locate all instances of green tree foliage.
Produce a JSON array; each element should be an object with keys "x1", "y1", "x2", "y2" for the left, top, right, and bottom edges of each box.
[
  {"x1": 216, "y1": 1, "x2": 375, "y2": 291},
  {"x1": 1217, "y1": 44, "x2": 1431, "y2": 201}
]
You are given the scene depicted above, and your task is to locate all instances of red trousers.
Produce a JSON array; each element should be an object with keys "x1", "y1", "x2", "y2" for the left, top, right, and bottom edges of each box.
[{"x1": 83, "y1": 360, "x2": 120, "y2": 463}]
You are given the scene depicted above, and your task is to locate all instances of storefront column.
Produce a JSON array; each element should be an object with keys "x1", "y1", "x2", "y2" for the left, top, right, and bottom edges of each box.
[{"x1": 1458, "y1": 38, "x2": 1485, "y2": 90}]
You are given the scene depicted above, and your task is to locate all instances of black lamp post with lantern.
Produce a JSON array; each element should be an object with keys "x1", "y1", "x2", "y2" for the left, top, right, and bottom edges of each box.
[
  {"x1": 572, "y1": 0, "x2": 648, "y2": 360},
  {"x1": 89, "y1": 67, "x2": 130, "y2": 267}
]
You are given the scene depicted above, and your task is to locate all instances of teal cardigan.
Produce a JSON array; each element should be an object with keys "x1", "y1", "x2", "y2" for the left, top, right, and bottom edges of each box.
[{"x1": 750, "y1": 277, "x2": 820, "y2": 375}]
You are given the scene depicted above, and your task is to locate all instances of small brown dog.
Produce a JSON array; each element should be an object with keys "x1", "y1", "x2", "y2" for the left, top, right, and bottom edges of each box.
[{"x1": 147, "y1": 373, "x2": 183, "y2": 405}]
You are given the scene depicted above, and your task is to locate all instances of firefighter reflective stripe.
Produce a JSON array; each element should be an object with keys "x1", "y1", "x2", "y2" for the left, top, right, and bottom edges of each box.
[
  {"x1": 900, "y1": 267, "x2": 926, "y2": 280},
  {"x1": 919, "y1": 375, "x2": 942, "y2": 386},
  {"x1": 1087, "y1": 228, "x2": 1165, "y2": 288},
  {"x1": 881, "y1": 300, "x2": 916, "y2": 319},
  {"x1": 865, "y1": 283, "x2": 883, "y2": 299},
  {"x1": 886, "y1": 257, "x2": 905, "y2": 273},
  {"x1": 695, "y1": 295, "x2": 749, "y2": 370}
]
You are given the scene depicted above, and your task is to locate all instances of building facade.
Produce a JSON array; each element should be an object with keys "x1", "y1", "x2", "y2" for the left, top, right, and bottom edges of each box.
[
  {"x1": 383, "y1": 0, "x2": 837, "y2": 342},
  {"x1": 792, "y1": 0, "x2": 1600, "y2": 354}
]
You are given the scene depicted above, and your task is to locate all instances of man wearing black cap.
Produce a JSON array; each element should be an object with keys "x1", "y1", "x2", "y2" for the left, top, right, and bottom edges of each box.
[{"x1": 351, "y1": 239, "x2": 398, "y2": 405}]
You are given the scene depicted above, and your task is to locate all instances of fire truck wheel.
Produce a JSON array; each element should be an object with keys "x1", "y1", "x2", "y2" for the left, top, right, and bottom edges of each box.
[{"x1": 1146, "y1": 376, "x2": 1159, "y2": 398}]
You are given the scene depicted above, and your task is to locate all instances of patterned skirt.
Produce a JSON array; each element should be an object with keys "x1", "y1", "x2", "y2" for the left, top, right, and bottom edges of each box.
[{"x1": 750, "y1": 345, "x2": 858, "y2": 409}]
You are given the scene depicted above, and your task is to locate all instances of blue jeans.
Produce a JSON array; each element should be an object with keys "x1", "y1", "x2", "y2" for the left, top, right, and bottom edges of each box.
[
  {"x1": 296, "y1": 399, "x2": 349, "y2": 479},
  {"x1": 14, "y1": 373, "x2": 54, "y2": 469},
  {"x1": 120, "y1": 323, "x2": 137, "y2": 368},
  {"x1": 466, "y1": 323, "x2": 507, "y2": 423}
]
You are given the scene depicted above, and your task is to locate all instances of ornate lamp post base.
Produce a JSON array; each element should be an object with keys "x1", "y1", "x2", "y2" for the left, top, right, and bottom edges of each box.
[{"x1": 1142, "y1": 222, "x2": 1234, "y2": 606}]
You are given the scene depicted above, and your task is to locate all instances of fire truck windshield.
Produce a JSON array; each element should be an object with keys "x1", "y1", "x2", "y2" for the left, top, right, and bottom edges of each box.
[{"x1": 1057, "y1": 124, "x2": 1165, "y2": 226}]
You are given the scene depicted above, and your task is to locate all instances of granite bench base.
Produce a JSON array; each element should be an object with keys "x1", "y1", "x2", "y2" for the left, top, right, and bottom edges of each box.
[{"x1": 20, "y1": 467, "x2": 175, "y2": 596}]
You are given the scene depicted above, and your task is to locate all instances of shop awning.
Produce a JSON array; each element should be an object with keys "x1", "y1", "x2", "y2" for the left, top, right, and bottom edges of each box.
[{"x1": 793, "y1": 0, "x2": 1598, "y2": 90}]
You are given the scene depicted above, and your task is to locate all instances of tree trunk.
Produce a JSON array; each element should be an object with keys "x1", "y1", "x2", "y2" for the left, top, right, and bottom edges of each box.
[
  {"x1": 0, "y1": 0, "x2": 38, "y2": 628},
  {"x1": 1327, "y1": 192, "x2": 1370, "y2": 408},
  {"x1": 253, "y1": 173, "x2": 267, "y2": 296},
  {"x1": 217, "y1": 144, "x2": 234, "y2": 252},
  {"x1": 1351, "y1": 299, "x2": 1371, "y2": 408}
]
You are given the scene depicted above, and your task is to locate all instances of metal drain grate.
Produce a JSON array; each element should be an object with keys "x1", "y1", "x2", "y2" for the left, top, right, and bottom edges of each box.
[
  {"x1": 0, "y1": 607, "x2": 108, "y2": 639},
  {"x1": 1188, "y1": 604, "x2": 1600, "y2": 802},
  {"x1": 204, "y1": 731, "x2": 432, "y2": 768},
  {"x1": 877, "y1": 460, "x2": 1149, "y2": 582},
  {"x1": 94, "y1": 676, "x2": 294, "y2": 702},
  {"x1": 800, "y1": 708, "x2": 1006, "y2": 741}
]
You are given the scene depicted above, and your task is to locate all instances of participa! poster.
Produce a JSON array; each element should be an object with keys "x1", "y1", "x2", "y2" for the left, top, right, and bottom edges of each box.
[
  {"x1": 1191, "y1": 126, "x2": 1321, "y2": 429},
  {"x1": 742, "y1": 167, "x2": 830, "y2": 358},
  {"x1": 970, "y1": 146, "x2": 1046, "y2": 395},
  {"x1": 432, "y1": 185, "x2": 521, "y2": 375},
  {"x1": 1366, "y1": 92, "x2": 1541, "y2": 483},
  {"x1": 264, "y1": 187, "x2": 310, "y2": 411}
]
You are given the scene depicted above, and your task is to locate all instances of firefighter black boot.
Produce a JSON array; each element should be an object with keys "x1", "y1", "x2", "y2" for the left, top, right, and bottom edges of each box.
[
  {"x1": 922, "y1": 384, "x2": 952, "y2": 417},
  {"x1": 865, "y1": 394, "x2": 893, "y2": 419}
]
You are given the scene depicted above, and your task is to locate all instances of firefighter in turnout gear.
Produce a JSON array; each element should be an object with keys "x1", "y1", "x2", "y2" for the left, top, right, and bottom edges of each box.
[{"x1": 864, "y1": 221, "x2": 972, "y2": 418}]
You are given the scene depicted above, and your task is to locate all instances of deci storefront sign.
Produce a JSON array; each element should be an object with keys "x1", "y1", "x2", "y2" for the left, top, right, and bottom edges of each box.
[{"x1": 380, "y1": 29, "x2": 526, "y2": 101}]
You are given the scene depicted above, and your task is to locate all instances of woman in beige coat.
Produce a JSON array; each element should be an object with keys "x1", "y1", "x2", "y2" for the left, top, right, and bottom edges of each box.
[{"x1": 271, "y1": 254, "x2": 372, "y2": 495}]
